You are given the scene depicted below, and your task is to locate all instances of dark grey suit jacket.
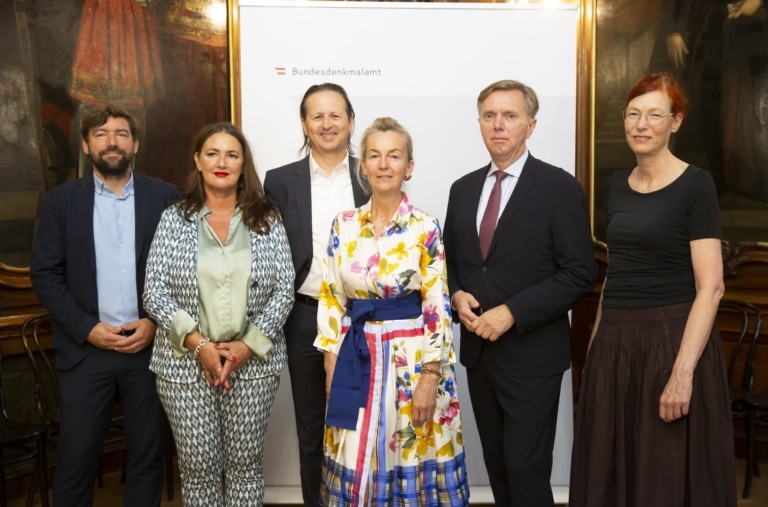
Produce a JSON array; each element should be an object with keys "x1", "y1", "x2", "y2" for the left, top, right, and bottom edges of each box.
[
  {"x1": 444, "y1": 154, "x2": 595, "y2": 376},
  {"x1": 30, "y1": 172, "x2": 180, "y2": 370},
  {"x1": 263, "y1": 155, "x2": 368, "y2": 291}
]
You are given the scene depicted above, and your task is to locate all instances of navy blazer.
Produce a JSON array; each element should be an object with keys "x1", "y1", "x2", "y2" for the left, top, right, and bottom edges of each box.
[
  {"x1": 443, "y1": 154, "x2": 595, "y2": 376},
  {"x1": 30, "y1": 172, "x2": 180, "y2": 370},
  {"x1": 263, "y1": 155, "x2": 368, "y2": 292}
]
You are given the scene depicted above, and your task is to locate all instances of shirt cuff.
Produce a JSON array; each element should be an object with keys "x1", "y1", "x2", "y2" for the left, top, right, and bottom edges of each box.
[
  {"x1": 422, "y1": 348, "x2": 446, "y2": 365},
  {"x1": 241, "y1": 322, "x2": 273, "y2": 360},
  {"x1": 314, "y1": 334, "x2": 340, "y2": 354},
  {"x1": 422, "y1": 333, "x2": 456, "y2": 364},
  {"x1": 170, "y1": 310, "x2": 199, "y2": 358}
]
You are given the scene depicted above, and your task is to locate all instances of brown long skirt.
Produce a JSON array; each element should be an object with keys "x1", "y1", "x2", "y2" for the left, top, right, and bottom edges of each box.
[{"x1": 569, "y1": 302, "x2": 737, "y2": 507}]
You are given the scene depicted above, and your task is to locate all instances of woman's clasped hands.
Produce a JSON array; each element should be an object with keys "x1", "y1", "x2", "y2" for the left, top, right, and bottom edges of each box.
[{"x1": 197, "y1": 339, "x2": 253, "y2": 390}]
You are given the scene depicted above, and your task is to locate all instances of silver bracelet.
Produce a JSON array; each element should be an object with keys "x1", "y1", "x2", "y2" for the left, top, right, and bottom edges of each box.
[{"x1": 192, "y1": 337, "x2": 209, "y2": 361}]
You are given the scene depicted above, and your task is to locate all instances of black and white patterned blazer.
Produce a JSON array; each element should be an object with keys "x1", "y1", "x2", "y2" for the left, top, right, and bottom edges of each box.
[{"x1": 143, "y1": 205, "x2": 294, "y2": 383}]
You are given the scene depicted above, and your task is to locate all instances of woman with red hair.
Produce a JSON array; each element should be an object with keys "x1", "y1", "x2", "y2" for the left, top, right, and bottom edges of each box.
[{"x1": 570, "y1": 72, "x2": 736, "y2": 507}]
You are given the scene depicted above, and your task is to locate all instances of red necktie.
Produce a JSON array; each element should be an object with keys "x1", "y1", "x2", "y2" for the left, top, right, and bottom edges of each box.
[{"x1": 479, "y1": 171, "x2": 508, "y2": 260}]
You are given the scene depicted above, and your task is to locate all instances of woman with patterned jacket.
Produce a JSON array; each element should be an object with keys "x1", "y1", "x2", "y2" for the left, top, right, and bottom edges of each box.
[{"x1": 143, "y1": 123, "x2": 294, "y2": 506}]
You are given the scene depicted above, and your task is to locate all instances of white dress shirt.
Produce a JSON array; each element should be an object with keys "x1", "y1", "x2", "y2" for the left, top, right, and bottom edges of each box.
[{"x1": 298, "y1": 151, "x2": 356, "y2": 298}]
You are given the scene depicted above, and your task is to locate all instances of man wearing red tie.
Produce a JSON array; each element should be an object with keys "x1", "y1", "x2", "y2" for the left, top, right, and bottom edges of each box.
[{"x1": 443, "y1": 80, "x2": 595, "y2": 507}]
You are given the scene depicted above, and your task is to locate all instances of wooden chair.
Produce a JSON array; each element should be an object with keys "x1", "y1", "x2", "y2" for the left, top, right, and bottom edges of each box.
[
  {"x1": 0, "y1": 342, "x2": 49, "y2": 507},
  {"x1": 20, "y1": 312, "x2": 126, "y2": 492},
  {"x1": 20, "y1": 312, "x2": 176, "y2": 501},
  {"x1": 746, "y1": 389, "x2": 768, "y2": 497},
  {"x1": 720, "y1": 300, "x2": 758, "y2": 409},
  {"x1": 19, "y1": 314, "x2": 58, "y2": 438},
  {"x1": 737, "y1": 303, "x2": 764, "y2": 499},
  {"x1": 718, "y1": 299, "x2": 763, "y2": 498}
]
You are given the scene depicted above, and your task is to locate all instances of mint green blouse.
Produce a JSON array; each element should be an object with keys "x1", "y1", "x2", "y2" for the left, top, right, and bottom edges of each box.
[{"x1": 169, "y1": 206, "x2": 271, "y2": 358}]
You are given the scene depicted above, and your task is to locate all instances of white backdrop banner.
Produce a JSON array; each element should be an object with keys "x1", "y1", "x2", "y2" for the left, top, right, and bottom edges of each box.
[{"x1": 238, "y1": 1, "x2": 578, "y2": 503}]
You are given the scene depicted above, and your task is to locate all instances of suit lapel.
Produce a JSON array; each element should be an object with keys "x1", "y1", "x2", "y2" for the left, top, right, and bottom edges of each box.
[
  {"x1": 499, "y1": 157, "x2": 537, "y2": 224},
  {"x1": 467, "y1": 165, "x2": 491, "y2": 261},
  {"x1": 348, "y1": 156, "x2": 368, "y2": 206},
  {"x1": 293, "y1": 157, "x2": 313, "y2": 260},
  {"x1": 295, "y1": 154, "x2": 365, "y2": 261},
  {"x1": 78, "y1": 176, "x2": 98, "y2": 278},
  {"x1": 133, "y1": 173, "x2": 151, "y2": 262},
  {"x1": 488, "y1": 157, "x2": 538, "y2": 256}
]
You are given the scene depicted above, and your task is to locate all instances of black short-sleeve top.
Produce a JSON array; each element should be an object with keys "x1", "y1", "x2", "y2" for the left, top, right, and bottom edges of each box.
[{"x1": 602, "y1": 165, "x2": 721, "y2": 309}]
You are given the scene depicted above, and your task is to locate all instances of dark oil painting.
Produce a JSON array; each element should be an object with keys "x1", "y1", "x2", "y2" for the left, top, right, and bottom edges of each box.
[
  {"x1": 591, "y1": 0, "x2": 768, "y2": 246},
  {"x1": 0, "y1": 0, "x2": 230, "y2": 267}
]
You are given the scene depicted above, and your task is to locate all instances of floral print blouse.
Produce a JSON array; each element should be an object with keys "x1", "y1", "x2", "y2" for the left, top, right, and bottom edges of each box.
[{"x1": 314, "y1": 193, "x2": 456, "y2": 366}]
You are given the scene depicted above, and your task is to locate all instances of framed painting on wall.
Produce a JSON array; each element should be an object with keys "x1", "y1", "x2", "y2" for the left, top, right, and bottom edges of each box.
[
  {"x1": 0, "y1": 0, "x2": 233, "y2": 268},
  {"x1": 577, "y1": 0, "x2": 768, "y2": 257}
]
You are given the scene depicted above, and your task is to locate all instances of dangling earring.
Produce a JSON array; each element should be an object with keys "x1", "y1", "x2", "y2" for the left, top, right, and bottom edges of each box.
[{"x1": 404, "y1": 173, "x2": 412, "y2": 181}]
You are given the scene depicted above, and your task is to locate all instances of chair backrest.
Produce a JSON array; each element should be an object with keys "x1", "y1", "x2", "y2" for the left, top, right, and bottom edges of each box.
[
  {"x1": 741, "y1": 302, "x2": 764, "y2": 394},
  {"x1": 719, "y1": 299, "x2": 763, "y2": 394},
  {"x1": 0, "y1": 335, "x2": 19, "y2": 424},
  {"x1": 20, "y1": 313, "x2": 60, "y2": 430},
  {"x1": 0, "y1": 338, "x2": 6, "y2": 421}
]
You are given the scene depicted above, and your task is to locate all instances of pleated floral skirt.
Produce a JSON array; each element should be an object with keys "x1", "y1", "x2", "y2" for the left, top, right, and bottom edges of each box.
[
  {"x1": 321, "y1": 318, "x2": 470, "y2": 507},
  {"x1": 570, "y1": 301, "x2": 737, "y2": 507}
]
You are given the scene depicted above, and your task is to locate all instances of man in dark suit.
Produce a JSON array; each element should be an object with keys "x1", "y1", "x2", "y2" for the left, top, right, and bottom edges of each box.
[
  {"x1": 443, "y1": 80, "x2": 595, "y2": 507},
  {"x1": 30, "y1": 104, "x2": 180, "y2": 507},
  {"x1": 263, "y1": 83, "x2": 367, "y2": 506}
]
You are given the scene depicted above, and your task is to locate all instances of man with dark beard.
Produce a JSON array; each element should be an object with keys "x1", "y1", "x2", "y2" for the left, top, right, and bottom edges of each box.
[{"x1": 31, "y1": 104, "x2": 180, "y2": 507}]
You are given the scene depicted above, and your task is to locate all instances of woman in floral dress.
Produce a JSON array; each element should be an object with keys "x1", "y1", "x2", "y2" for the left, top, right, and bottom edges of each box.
[{"x1": 315, "y1": 117, "x2": 469, "y2": 507}]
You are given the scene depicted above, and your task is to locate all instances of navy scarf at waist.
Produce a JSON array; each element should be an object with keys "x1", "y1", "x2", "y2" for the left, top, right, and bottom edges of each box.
[{"x1": 326, "y1": 290, "x2": 422, "y2": 430}]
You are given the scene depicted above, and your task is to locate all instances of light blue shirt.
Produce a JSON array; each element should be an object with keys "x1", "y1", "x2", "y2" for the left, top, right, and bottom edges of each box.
[{"x1": 93, "y1": 172, "x2": 139, "y2": 326}]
